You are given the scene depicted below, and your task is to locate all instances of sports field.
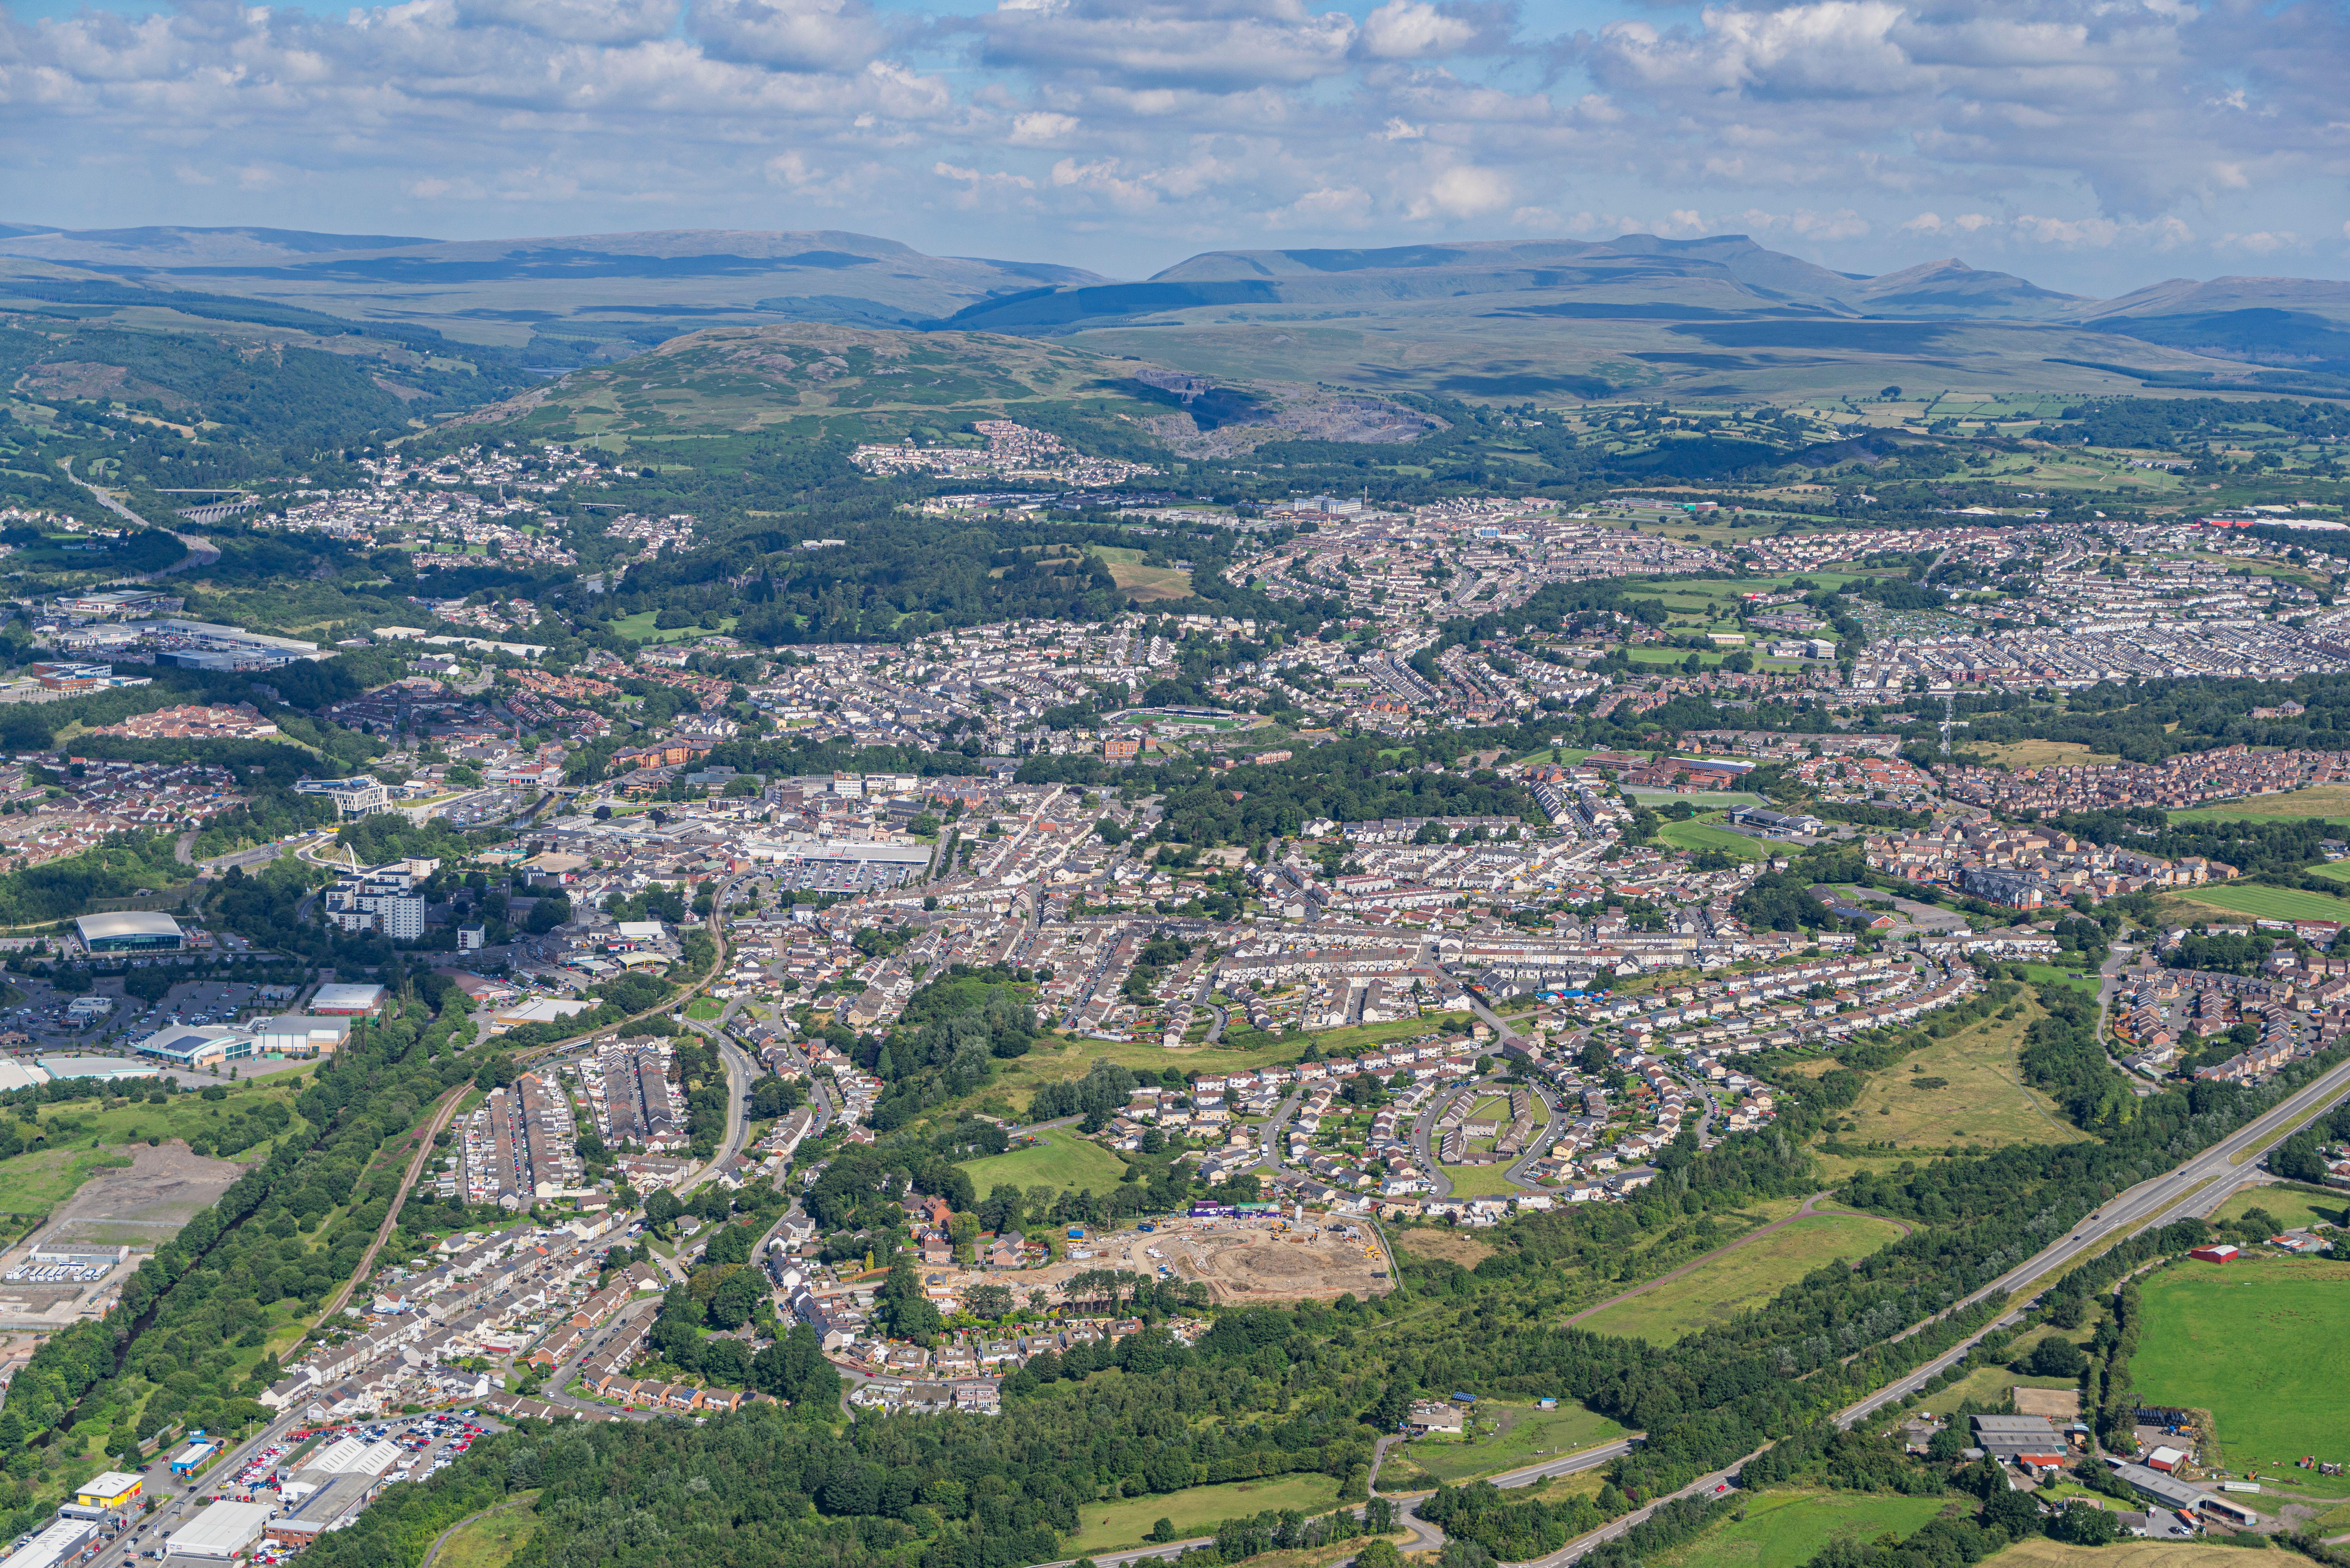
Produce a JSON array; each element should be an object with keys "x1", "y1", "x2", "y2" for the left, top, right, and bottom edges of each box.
[
  {"x1": 1657, "y1": 815, "x2": 1766, "y2": 862},
  {"x1": 2132, "y1": 1258, "x2": 2350, "y2": 1473},
  {"x1": 959, "y1": 1129, "x2": 1130, "y2": 1199},
  {"x1": 2175, "y1": 882, "x2": 2350, "y2": 924},
  {"x1": 1647, "y1": 1489, "x2": 1948, "y2": 1568},
  {"x1": 1849, "y1": 999, "x2": 2083, "y2": 1150},
  {"x1": 1073, "y1": 1472, "x2": 1339, "y2": 1552},
  {"x1": 1625, "y1": 788, "x2": 1768, "y2": 809},
  {"x1": 1573, "y1": 1212, "x2": 1907, "y2": 1344},
  {"x1": 1389, "y1": 1401, "x2": 1624, "y2": 1486}
]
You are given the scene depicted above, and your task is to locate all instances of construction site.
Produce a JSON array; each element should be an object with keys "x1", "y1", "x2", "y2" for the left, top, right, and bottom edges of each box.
[{"x1": 960, "y1": 1212, "x2": 1395, "y2": 1306}]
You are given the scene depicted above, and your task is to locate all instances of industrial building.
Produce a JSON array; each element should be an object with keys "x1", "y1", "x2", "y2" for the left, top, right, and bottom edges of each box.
[
  {"x1": 0, "y1": 1517, "x2": 95, "y2": 1568},
  {"x1": 309, "y1": 982, "x2": 388, "y2": 1016},
  {"x1": 247, "y1": 1014, "x2": 352, "y2": 1056},
  {"x1": 166, "y1": 1499, "x2": 274, "y2": 1559},
  {"x1": 131, "y1": 1024, "x2": 251, "y2": 1070},
  {"x1": 1971, "y1": 1414, "x2": 2064, "y2": 1462},
  {"x1": 71, "y1": 911, "x2": 184, "y2": 954}
]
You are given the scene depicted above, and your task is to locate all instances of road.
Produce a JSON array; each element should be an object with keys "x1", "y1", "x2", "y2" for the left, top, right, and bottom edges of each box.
[
  {"x1": 1504, "y1": 1082, "x2": 1567, "y2": 1187},
  {"x1": 1407, "y1": 1087, "x2": 1456, "y2": 1200}
]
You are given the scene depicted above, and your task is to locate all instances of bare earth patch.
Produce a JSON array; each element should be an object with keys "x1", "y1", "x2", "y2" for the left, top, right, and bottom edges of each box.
[{"x1": 43, "y1": 1141, "x2": 249, "y2": 1248}]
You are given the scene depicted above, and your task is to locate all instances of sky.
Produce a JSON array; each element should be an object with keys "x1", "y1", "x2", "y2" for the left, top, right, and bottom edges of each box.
[{"x1": 3, "y1": 0, "x2": 2346, "y2": 294}]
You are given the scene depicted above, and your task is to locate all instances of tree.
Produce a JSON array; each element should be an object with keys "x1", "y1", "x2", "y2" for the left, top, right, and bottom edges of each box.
[
  {"x1": 966, "y1": 1283, "x2": 1013, "y2": 1320},
  {"x1": 2027, "y1": 1336, "x2": 2088, "y2": 1378},
  {"x1": 2047, "y1": 1505, "x2": 2120, "y2": 1545},
  {"x1": 645, "y1": 1188, "x2": 684, "y2": 1231}
]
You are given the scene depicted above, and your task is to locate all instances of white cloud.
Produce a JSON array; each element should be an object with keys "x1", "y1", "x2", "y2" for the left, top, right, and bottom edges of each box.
[
  {"x1": 0, "y1": 0, "x2": 2336, "y2": 289},
  {"x1": 1407, "y1": 163, "x2": 1510, "y2": 219},
  {"x1": 1008, "y1": 109, "x2": 1078, "y2": 142},
  {"x1": 688, "y1": 0, "x2": 892, "y2": 72}
]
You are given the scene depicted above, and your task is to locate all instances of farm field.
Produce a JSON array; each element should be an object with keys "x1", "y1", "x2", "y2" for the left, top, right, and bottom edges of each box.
[
  {"x1": 1656, "y1": 815, "x2": 1766, "y2": 862},
  {"x1": 1646, "y1": 1488, "x2": 1949, "y2": 1568},
  {"x1": 1850, "y1": 998, "x2": 2084, "y2": 1150},
  {"x1": 960, "y1": 1128, "x2": 1131, "y2": 1199},
  {"x1": 2132, "y1": 1258, "x2": 2350, "y2": 1478},
  {"x1": 1975, "y1": 740, "x2": 2121, "y2": 769},
  {"x1": 2207, "y1": 1183, "x2": 2349, "y2": 1232},
  {"x1": 1389, "y1": 1401, "x2": 1625, "y2": 1486},
  {"x1": 1073, "y1": 1472, "x2": 1340, "y2": 1552},
  {"x1": 1574, "y1": 1212, "x2": 1909, "y2": 1344},
  {"x1": 2170, "y1": 784, "x2": 2350, "y2": 826},
  {"x1": 2175, "y1": 882, "x2": 2350, "y2": 924}
]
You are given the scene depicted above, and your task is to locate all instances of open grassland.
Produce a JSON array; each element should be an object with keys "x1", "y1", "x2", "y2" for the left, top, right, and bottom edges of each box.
[
  {"x1": 1975, "y1": 740, "x2": 2121, "y2": 769},
  {"x1": 1390, "y1": 1402, "x2": 1624, "y2": 1486},
  {"x1": 1646, "y1": 1489, "x2": 1951, "y2": 1568},
  {"x1": 1657, "y1": 814, "x2": 1767, "y2": 862},
  {"x1": 0, "y1": 1147, "x2": 133, "y2": 1216},
  {"x1": 1073, "y1": 1473, "x2": 1340, "y2": 1552},
  {"x1": 2133, "y1": 1258, "x2": 2350, "y2": 1473},
  {"x1": 1575, "y1": 1213, "x2": 1908, "y2": 1345},
  {"x1": 2208, "y1": 1182, "x2": 2350, "y2": 1232},
  {"x1": 437, "y1": 1496, "x2": 540, "y2": 1568},
  {"x1": 1086, "y1": 546, "x2": 1194, "y2": 602},
  {"x1": 2176, "y1": 882, "x2": 2350, "y2": 924},
  {"x1": 960, "y1": 1129, "x2": 1131, "y2": 1199},
  {"x1": 1851, "y1": 999, "x2": 2084, "y2": 1150},
  {"x1": 2171, "y1": 784, "x2": 2350, "y2": 826}
]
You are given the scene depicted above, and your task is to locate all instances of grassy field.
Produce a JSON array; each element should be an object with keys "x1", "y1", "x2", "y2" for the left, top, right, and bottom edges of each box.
[
  {"x1": 2176, "y1": 882, "x2": 2350, "y2": 924},
  {"x1": 1657, "y1": 814, "x2": 1767, "y2": 862},
  {"x1": 1436, "y1": 1163, "x2": 1525, "y2": 1199},
  {"x1": 1975, "y1": 740, "x2": 2120, "y2": 769},
  {"x1": 437, "y1": 1496, "x2": 539, "y2": 1568},
  {"x1": 1390, "y1": 1402, "x2": 1624, "y2": 1486},
  {"x1": 2014, "y1": 963, "x2": 2101, "y2": 1000},
  {"x1": 1086, "y1": 547, "x2": 1194, "y2": 603},
  {"x1": 684, "y1": 997, "x2": 722, "y2": 1020},
  {"x1": 960, "y1": 1129, "x2": 1130, "y2": 1199},
  {"x1": 1073, "y1": 1473, "x2": 1339, "y2": 1552},
  {"x1": 2133, "y1": 1258, "x2": 2350, "y2": 1472},
  {"x1": 1575, "y1": 1212, "x2": 1909, "y2": 1344},
  {"x1": 1849, "y1": 998, "x2": 2084, "y2": 1150},
  {"x1": 0, "y1": 1147, "x2": 134, "y2": 1217},
  {"x1": 1647, "y1": 1489, "x2": 1949, "y2": 1568},
  {"x1": 608, "y1": 610, "x2": 737, "y2": 643},
  {"x1": 1624, "y1": 788, "x2": 1769, "y2": 809},
  {"x1": 0, "y1": 1075, "x2": 305, "y2": 1215},
  {"x1": 2171, "y1": 784, "x2": 2350, "y2": 826},
  {"x1": 2208, "y1": 1182, "x2": 2350, "y2": 1232}
]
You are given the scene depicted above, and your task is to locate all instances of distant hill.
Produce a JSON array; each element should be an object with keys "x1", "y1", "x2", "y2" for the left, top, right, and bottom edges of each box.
[
  {"x1": 10, "y1": 220, "x2": 2350, "y2": 401},
  {"x1": 0, "y1": 226, "x2": 1113, "y2": 364}
]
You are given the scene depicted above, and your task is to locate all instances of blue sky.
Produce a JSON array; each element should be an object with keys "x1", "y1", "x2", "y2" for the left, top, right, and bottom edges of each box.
[{"x1": 3, "y1": 0, "x2": 2344, "y2": 292}]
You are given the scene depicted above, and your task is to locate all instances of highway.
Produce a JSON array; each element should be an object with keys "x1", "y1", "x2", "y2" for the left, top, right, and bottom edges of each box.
[{"x1": 1832, "y1": 1044, "x2": 2350, "y2": 1427}]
